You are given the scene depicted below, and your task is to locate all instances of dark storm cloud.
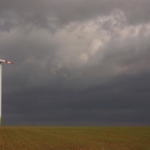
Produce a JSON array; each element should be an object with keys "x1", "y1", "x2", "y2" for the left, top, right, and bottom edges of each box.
[
  {"x1": 3, "y1": 71, "x2": 150, "y2": 125},
  {"x1": 0, "y1": 0, "x2": 150, "y2": 125}
]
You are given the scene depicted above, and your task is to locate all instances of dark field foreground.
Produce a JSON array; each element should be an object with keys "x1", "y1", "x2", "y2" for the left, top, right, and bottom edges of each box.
[{"x1": 0, "y1": 127, "x2": 150, "y2": 150}]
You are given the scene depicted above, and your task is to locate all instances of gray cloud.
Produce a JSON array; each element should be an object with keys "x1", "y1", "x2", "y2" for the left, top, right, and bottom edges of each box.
[
  {"x1": 0, "y1": 0, "x2": 150, "y2": 125},
  {"x1": 1, "y1": 0, "x2": 150, "y2": 31}
]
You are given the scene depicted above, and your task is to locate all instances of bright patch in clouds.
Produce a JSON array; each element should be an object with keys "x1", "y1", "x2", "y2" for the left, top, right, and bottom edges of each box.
[{"x1": 79, "y1": 53, "x2": 88, "y2": 63}]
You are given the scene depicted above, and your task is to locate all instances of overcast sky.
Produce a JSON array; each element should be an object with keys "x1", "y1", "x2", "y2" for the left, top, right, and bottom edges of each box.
[{"x1": 1, "y1": 0, "x2": 150, "y2": 126}]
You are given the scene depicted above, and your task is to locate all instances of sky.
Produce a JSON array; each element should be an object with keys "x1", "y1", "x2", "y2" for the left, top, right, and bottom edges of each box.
[{"x1": 0, "y1": 0, "x2": 150, "y2": 126}]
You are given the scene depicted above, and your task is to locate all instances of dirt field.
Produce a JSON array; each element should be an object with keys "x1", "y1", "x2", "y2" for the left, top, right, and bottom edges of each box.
[{"x1": 0, "y1": 126, "x2": 150, "y2": 150}]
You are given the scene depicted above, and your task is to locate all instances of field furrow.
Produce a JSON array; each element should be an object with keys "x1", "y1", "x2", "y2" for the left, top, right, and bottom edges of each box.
[{"x1": 0, "y1": 127, "x2": 150, "y2": 150}]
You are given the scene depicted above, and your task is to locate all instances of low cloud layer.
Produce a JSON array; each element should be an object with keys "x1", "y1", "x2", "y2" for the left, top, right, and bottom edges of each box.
[{"x1": 0, "y1": 0, "x2": 150, "y2": 125}]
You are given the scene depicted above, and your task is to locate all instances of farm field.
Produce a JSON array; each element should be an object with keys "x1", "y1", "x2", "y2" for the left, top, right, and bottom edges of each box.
[{"x1": 0, "y1": 127, "x2": 150, "y2": 150}]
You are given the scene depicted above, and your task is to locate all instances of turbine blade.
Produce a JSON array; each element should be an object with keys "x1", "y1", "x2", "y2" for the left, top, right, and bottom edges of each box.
[
  {"x1": 0, "y1": 59, "x2": 14, "y2": 64},
  {"x1": 4, "y1": 60, "x2": 14, "y2": 64}
]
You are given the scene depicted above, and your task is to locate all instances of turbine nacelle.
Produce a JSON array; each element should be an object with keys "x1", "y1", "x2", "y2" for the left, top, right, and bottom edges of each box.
[{"x1": 0, "y1": 59, "x2": 14, "y2": 64}]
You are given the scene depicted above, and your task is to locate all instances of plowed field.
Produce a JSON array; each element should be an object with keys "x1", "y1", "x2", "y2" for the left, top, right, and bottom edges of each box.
[{"x1": 0, "y1": 127, "x2": 150, "y2": 150}]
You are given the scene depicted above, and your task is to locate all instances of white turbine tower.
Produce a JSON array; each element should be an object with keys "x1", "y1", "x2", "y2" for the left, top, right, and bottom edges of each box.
[{"x1": 0, "y1": 59, "x2": 13, "y2": 125}]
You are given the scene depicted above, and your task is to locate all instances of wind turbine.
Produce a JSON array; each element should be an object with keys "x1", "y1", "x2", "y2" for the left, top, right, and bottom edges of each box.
[{"x1": 0, "y1": 59, "x2": 13, "y2": 125}]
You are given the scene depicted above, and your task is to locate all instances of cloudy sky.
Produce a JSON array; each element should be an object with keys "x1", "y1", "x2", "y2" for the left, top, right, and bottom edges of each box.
[{"x1": 1, "y1": 0, "x2": 150, "y2": 125}]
